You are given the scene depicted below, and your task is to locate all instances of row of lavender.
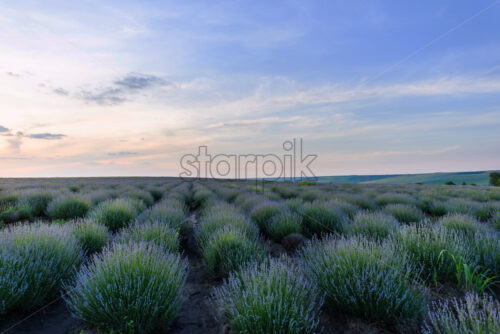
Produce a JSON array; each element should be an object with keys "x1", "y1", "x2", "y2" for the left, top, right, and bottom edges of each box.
[
  {"x1": 1, "y1": 181, "x2": 192, "y2": 333},
  {"x1": 198, "y1": 180, "x2": 500, "y2": 333},
  {"x1": 191, "y1": 183, "x2": 325, "y2": 333}
]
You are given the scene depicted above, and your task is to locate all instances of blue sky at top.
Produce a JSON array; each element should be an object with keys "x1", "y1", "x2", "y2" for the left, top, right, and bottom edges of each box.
[{"x1": 0, "y1": 0, "x2": 499, "y2": 176}]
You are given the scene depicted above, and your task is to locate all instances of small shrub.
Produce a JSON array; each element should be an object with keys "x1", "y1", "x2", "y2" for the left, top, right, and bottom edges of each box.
[
  {"x1": 490, "y1": 211, "x2": 500, "y2": 231},
  {"x1": 343, "y1": 195, "x2": 377, "y2": 211},
  {"x1": 239, "y1": 195, "x2": 263, "y2": 212},
  {"x1": 475, "y1": 201, "x2": 500, "y2": 221},
  {"x1": 0, "y1": 193, "x2": 18, "y2": 210},
  {"x1": 281, "y1": 233, "x2": 307, "y2": 252},
  {"x1": 138, "y1": 204, "x2": 187, "y2": 234},
  {"x1": 0, "y1": 205, "x2": 32, "y2": 224},
  {"x1": 418, "y1": 197, "x2": 447, "y2": 216},
  {"x1": 72, "y1": 220, "x2": 109, "y2": 255},
  {"x1": 19, "y1": 190, "x2": 55, "y2": 217},
  {"x1": 391, "y1": 225, "x2": 475, "y2": 282},
  {"x1": 328, "y1": 199, "x2": 359, "y2": 219},
  {"x1": 266, "y1": 211, "x2": 302, "y2": 241},
  {"x1": 202, "y1": 227, "x2": 267, "y2": 278},
  {"x1": 197, "y1": 203, "x2": 259, "y2": 248},
  {"x1": 301, "y1": 236, "x2": 428, "y2": 324},
  {"x1": 375, "y1": 193, "x2": 415, "y2": 206},
  {"x1": 445, "y1": 198, "x2": 481, "y2": 217},
  {"x1": 284, "y1": 198, "x2": 304, "y2": 213},
  {"x1": 64, "y1": 242, "x2": 187, "y2": 333},
  {"x1": 439, "y1": 214, "x2": 484, "y2": 237},
  {"x1": 124, "y1": 190, "x2": 154, "y2": 207},
  {"x1": 298, "y1": 180, "x2": 316, "y2": 186},
  {"x1": 347, "y1": 211, "x2": 400, "y2": 241},
  {"x1": 0, "y1": 223, "x2": 83, "y2": 314},
  {"x1": 148, "y1": 188, "x2": 163, "y2": 202},
  {"x1": 118, "y1": 221, "x2": 180, "y2": 253},
  {"x1": 301, "y1": 201, "x2": 347, "y2": 235},
  {"x1": 89, "y1": 198, "x2": 138, "y2": 232},
  {"x1": 213, "y1": 258, "x2": 324, "y2": 334},
  {"x1": 47, "y1": 195, "x2": 90, "y2": 220},
  {"x1": 471, "y1": 232, "x2": 500, "y2": 275},
  {"x1": 423, "y1": 292, "x2": 499, "y2": 334},
  {"x1": 192, "y1": 187, "x2": 214, "y2": 207},
  {"x1": 250, "y1": 201, "x2": 287, "y2": 229},
  {"x1": 301, "y1": 190, "x2": 323, "y2": 202},
  {"x1": 383, "y1": 204, "x2": 424, "y2": 224}
]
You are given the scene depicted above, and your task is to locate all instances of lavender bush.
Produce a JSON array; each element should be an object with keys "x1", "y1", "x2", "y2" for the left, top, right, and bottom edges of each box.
[
  {"x1": 347, "y1": 211, "x2": 400, "y2": 241},
  {"x1": 213, "y1": 258, "x2": 324, "y2": 334},
  {"x1": 0, "y1": 223, "x2": 83, "y2": 314},
  {"x1": 65, "y1": 242, "x2": 187, "y2": 333},
  {"x1": 89, "y1": 198, "x2": 139, "y2": 232},
  {"x1": 422, "y1": 292, "x2": 499, "y2": 334},
  {"x1": 301, "y1": 235, "x2": 428, "y2": 324}
]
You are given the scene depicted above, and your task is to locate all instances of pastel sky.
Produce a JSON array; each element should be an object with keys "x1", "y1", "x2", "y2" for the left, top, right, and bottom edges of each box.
[{"x1": 1, "y1": 0, "x2": 500, "y2": 177}]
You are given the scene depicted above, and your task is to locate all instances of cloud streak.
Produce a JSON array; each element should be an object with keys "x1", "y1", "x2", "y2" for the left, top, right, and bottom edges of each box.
[
  {"x1": 108, "y1": 151, "x2": 138, "y2": 157},
  {"x1": 28, "y1": 133, "x2": 66, "y2": 140},
  {"x1": 71, "y1": 73, "x2": 170, "y2": 106},
  {"x1": 114, "y1": 73, "x2": 169, "y2": 90}
]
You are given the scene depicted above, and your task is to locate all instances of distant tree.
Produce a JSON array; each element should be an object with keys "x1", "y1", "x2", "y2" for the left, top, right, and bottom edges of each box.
[
  {"x1": 445, "y1": 181, "x2": 455, "y2": 185},
  {"x1": 461, "y1": 182, "x2": 466, "y2": 185},
  {"x1": 490, "y1": 172, "x2": 500, "y2": 186},
  {"x1": 471, "y1": 183, "x2": 477, "y2": 186}
]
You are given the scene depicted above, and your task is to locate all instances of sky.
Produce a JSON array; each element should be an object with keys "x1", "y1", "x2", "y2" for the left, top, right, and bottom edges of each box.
[{"x1": 0, "y1": 0, "x2": 499, "y2": 177}]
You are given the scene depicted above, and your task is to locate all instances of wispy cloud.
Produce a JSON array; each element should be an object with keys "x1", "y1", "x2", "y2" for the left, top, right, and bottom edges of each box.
[
  {"x1": 0, "y1": 125, "x2": 10, "y2": 133},
  {"x1": 5, "y1": 71, "x2": 20, "y2": 78},
  {"x1": 80, "y1": 88, "x2": 126, "y2": 106},
  {"x1": 75, "y1": 73, "x2": 169, "y2": 105},
  {"x1": 53, "y1": 87, "x2": 69, "y2": 96},
  {"x1": 108, "y1": 151, "x2": 138, "y2": 157},
  {"x1": 28, "y1": 133, "x2": 66, "y2": 140},
  {"x1": 114, "y1": 73, "x2": 169, "y2": 90}
]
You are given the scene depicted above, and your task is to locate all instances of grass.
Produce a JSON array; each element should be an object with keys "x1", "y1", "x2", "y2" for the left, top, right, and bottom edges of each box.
[
  {"x1": 212, "y1": 257, "x2": 324, "y2": 334},
  {"x1": 0, "y1": 223, "x2": 83, "y2": 314},
  {"x1": 64, "y1": 242, "x2": 187, "y2": 333},
  {"x1": 437, "y1": 250, "x2": 499, "y2": 294},
  {"x1": 301, "y1": 235, "x2": 428, "y2": 324}
]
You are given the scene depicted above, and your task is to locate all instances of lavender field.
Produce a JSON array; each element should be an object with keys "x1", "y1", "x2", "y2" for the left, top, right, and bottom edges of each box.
[{"x1": 0, "y1": 178, "x2": 498, "y2": 333}]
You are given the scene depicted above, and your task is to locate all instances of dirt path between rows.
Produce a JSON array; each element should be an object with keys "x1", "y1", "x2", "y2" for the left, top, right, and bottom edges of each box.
[{"x1": 169, "y1": 209, "x2": 222, "y2": 334}]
